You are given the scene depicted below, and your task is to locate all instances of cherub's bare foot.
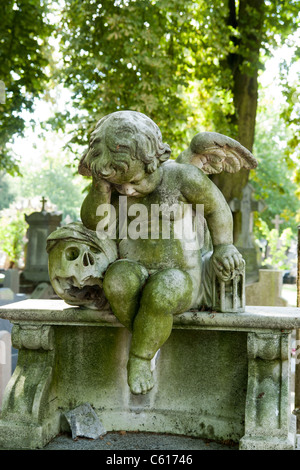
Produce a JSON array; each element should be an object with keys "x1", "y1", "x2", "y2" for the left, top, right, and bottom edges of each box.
[{"x1": 127, "y1": 356, "x2": 154, "y2": 395}]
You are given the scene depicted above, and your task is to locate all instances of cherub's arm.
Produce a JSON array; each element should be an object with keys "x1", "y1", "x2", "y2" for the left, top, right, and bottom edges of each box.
[
  {"x1": 80, "y1": 177, "x2": 112, "y2": 231},
  {"x1": 179, "y1": 164, "x2": 232, "y2": 242},
  {"x1": 179, "y1": 163, "x2": 243, "y2": 279}
]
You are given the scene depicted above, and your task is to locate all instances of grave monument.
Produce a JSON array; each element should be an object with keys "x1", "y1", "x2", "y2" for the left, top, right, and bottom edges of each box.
[
  {"x1": 20, "y1": 197, "x2": 62, "y2": 294},
  {"x1": 229, "y1": 183, "x2": 266, "y2": 284},
  {"x1": 0, "y1": 111, "x2": 298, "y2": 450}
]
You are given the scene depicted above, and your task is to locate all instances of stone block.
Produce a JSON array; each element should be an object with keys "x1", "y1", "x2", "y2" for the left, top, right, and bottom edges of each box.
[
  {"x1": 0, "y1": 331, "x2": 11, "y2": 408},
  {"x1": 63, "y1": 403, "x2": 106, "y2": 440},
  {"x1": 0, "y1": 289, "x2": 14, "y2": 301}
]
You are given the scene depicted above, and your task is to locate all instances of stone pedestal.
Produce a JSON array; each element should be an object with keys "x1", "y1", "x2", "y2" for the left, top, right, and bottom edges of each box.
[{"x1": 0, "y1": 300, "x2": 298, "y2": 450}]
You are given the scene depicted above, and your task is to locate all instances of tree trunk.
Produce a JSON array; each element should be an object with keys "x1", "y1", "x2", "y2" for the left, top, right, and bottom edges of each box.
[{"x1": 211, "y1": 0, "x2": 265, "y2": 242}]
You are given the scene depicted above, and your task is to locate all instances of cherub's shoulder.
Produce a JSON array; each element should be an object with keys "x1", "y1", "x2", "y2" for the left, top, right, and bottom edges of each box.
[{"x1": 162, "y1": 160, "x2": 207, "y2": 181}]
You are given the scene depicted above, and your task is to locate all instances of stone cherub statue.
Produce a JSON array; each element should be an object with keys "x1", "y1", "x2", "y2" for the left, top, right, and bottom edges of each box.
[
  {"x1": 47, "y1": 110, "x2": 257, "y2": 394},
  {"x1": 68, "y1": 110, "x2": 257, "y2": 395}
]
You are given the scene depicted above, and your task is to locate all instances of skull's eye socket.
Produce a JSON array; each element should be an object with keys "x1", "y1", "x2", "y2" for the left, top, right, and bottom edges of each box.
[{"x1": 65, "y1": 246, "x2": 80, "y2": 261}]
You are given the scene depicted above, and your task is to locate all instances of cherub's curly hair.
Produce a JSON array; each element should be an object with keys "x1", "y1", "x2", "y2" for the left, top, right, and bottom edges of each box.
[{"x1": 78, "y1": 111, "x2": 171, "y2": 178}]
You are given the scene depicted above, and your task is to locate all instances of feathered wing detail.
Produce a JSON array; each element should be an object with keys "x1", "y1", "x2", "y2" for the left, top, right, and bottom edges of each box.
[{"x1": 176, "y1": 132, "x2": 257, "y2": 174}]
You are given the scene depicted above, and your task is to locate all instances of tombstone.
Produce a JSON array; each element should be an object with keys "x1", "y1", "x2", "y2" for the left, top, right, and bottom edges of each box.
[
  {"x1": 229, "y1": 183, "x2": 266, "y2": 284},
  {"x1": 20, "y1": 197, "x2": 62, "y2": 293},
  {"x1": 2, "y1": 269, "x2": 19, "y2": 294},
  {"x1": 245, "y1": 269, "x2": 288, "y2": 307},
  {"x1": 31, "y1": 282, "x2": 55, "y2": 299},
  {"x1": 0, "y1": 288, "x2": 14, "y2": 303},
  {"x1": 0, "y1": 331, "x2": 11, "y2": 408}
]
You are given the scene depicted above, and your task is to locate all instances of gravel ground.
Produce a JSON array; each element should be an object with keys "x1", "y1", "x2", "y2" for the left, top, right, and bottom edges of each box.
[{"x1": 43, "y1": 431, "x2": 239, "y2": 451}]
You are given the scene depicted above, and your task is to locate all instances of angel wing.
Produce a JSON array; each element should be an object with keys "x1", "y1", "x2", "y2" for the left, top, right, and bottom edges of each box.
[{"x1": 176, "y1": 132, "x2": 257, "y2": 174}]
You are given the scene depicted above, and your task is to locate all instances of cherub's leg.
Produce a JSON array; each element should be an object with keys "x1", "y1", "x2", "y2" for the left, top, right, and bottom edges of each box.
[
  {"x1": 128, "y1": 268, "x2": 193, "y2": 395},
  {"x1": 103, "y1": 259, "x2": 149, "y2": 331}
]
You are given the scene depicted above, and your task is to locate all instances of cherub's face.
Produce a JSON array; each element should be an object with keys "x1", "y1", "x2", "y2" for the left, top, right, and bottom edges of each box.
[{"x1": 105, "y1": 159, "x2": 161, "y2": 198}]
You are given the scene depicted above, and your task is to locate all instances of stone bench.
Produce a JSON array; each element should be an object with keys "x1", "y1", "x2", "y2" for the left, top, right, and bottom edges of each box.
[{"x1": 0, "y1": 299, "x2": 299, "y2": 450}]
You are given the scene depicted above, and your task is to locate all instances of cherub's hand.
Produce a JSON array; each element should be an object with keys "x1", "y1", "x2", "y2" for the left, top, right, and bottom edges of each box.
[
  {"x1": 212, "y1": 244, "x2": 244, "y2": 281},
  {"x1": 94, "y1": 177, "x2": 112, "y2": 194}
]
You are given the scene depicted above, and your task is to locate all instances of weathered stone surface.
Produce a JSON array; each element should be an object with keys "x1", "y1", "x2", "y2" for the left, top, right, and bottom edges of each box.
[
  {"x1": 1, "y1": 299, "x2": 300, "y2": 330},
  {"x1": 63, "y1": 403, "x2": 106, "y2": 440},
  {"x1": 47, "y1": 222, "x2": 118, "y2": 310}
]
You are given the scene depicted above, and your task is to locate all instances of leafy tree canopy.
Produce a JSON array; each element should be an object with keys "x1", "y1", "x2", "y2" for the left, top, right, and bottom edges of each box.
[
  {"x1": 1, "y1": 0, "x2": 300, "y2": 165},
  {"x1": 1, "y1": 0, "x2": 300, "y2": 242},
  {"x1": 40, "y1": 0, "x2": 299, "y2": 156},
  {"x1": 0, "y1": 173, "x2": 15, "y2": 210},
  {"x1": 251, "y1": 89, "x2": 300, "y2": 237},
  {"x1": 0, "y1": 0, "x2": 54, "y2": 175}
]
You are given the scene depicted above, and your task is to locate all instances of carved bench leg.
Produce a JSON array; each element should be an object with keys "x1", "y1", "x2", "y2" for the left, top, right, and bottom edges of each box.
[
  {"x1": 0, "y1": 324, "x2": 60, "y2": 449},
  {"x1": 240, "y1": 332, "x2": 296, "y2": 450}
]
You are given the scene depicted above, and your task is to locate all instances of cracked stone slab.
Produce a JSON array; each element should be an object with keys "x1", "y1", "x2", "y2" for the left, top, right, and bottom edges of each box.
[{"x1": 63, "y1": 403, "x2": 107, "y2": 440}]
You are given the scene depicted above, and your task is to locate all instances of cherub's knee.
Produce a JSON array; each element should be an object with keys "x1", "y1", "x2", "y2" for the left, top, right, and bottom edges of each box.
[
  {"x1": 103, "y1": 259, "x2": 148, "y2": 300},
  {"x1": 140, "y1": 268, "x2": 193, "y2": 315}
]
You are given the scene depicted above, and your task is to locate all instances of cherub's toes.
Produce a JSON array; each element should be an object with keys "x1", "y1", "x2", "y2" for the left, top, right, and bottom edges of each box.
[
  {"x1": 131, "y1": 382, "x2": 142, "y2": 395},
  {"x1": 147, "y1": 378, "x2": 154, "y2": 391}
]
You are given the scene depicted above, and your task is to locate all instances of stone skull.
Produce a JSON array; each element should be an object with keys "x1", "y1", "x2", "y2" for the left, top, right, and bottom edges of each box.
[{"x1": 48, "y1": 239, "x2": 115, "y2": 310}]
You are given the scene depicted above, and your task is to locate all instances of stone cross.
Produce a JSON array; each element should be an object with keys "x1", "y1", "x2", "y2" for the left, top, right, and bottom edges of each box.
[
  {"x1": 229, "y1": 183, "x2": 266, "y2": 284},
  {"x1": 229, "y1": 183, "x2": 266, "y2": 249},
  {"x1": 272, "y1": 214, "x2": 284, "y2": 233},
  {"x1": 40, "y1": 196, "x2": 47, "y2": 212},
  {"x1": 272, "y1": 214, "x2": 284, "y2": 249}
]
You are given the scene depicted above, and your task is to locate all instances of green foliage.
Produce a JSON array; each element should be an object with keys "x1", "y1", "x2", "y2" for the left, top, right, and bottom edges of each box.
[
  {"x1": 9, "y1": 161, "x2": 86, "y2": 221},
  {"x1": 258, "y1": 220, "x2": 294, "y2": 269},
  {"x1": 0, "y1": 208, "x2": 28, "y2": 267},
  {"x1": 38, "y1": 0, "x2": 298, "y2": 161},
  {"x1": 0, "y1": 173, "x2": 15, "y2": 210},
  {"x1": 1, "y1": 0, "x2": 299, "y2": 169},
  {"x1": 0, "y1": 0, "x2": 299, "y2": 236},
  {"x1": 17, "y1": 166, "x2": 85, "y2": 221},
  {"x1": 0, "y1": 0, "x2": 54, "y2": 174},
  {"x1": 279, "y1": 59, "x2": 300, "y2": 162},
  {"x1": 250, "y1": 90, "x2": 300, "y2": 237},
  {"x1": 49, "y1": 0, "x2": 208, "y2": 155}
]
